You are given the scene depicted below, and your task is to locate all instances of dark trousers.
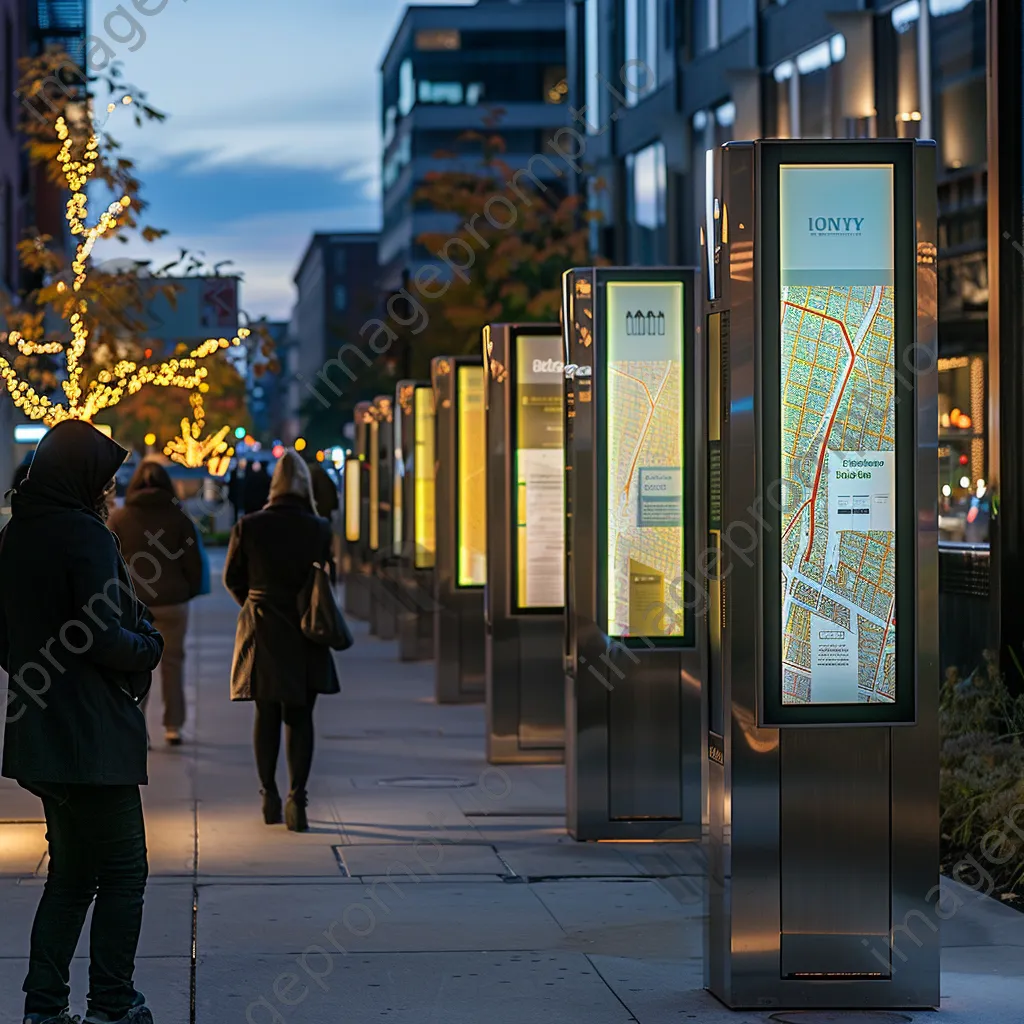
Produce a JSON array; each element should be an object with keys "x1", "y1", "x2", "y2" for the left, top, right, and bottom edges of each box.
[
  {"x1": 254, "y1": 696, "x2": 317, "y2": 798},
  {"x1": 21, "y1": 782, "x2": 147, "y2": 1018}
]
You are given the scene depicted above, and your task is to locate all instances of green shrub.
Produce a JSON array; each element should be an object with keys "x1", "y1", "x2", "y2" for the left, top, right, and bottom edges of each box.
[{"x1": 940, "y1": 651, "x2": 1024, "y2": 898}]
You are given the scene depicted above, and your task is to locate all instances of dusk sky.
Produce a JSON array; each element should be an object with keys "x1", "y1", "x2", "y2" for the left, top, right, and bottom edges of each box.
[{"x1": 90, "y1": 0, "x2": 472, "y2": 321}]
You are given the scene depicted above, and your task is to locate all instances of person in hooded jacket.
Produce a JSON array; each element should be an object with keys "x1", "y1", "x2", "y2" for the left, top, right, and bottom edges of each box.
[
  {"x1": 224, "y1": 450, "x2": 339, "y2": 832},
  {"x1": 108, "y1": 460, "x2": 204, "y2": 747},
  {"x1": 0, "y1": 420, "x2": 164, "y2": 1024}
]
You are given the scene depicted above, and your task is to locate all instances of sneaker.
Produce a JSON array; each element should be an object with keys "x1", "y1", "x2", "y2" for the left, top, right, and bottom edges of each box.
[
  {"x1": 85, "y1": 993, "x2": 152, "y2": 1024},
  {"x1": 164, "y1": 729, "x2": 182, "y2": 747}
]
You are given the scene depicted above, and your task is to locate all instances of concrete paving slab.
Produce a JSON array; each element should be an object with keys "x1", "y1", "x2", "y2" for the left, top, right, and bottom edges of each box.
[
  {"x1": 0, "y1": 823, "x2": 46, "y2": 877},
  {"x1": 607, "y1": 840, "x2": 708, "y2": 878},
  {"x1": 337, "y1": 843, "x2": 508, "y2": 877},
  {"x1": 939, "y1": 877, "x2": 1024, "y2": 947},
  {"x1": 533, "y1": 880, "x2": 703, "y2": 959},
  {"x1": 197, "y1": 881, "x2": 565, "y2": 954},
  {"x1": 196, "y1": 951, "x2": 636, "y2": 1024},
  {"x1": 467, "y1": 815, "x2": 572, "y2": 846},
  {"x1": 0, "y1": 956, "x2": 191, "y2": 1024},
  {"x1": 0, "y1": 881, "x2": 194, "y2": 958},
  {"x1": 498, "y1": 843, "x2": 640, "y2": 880}
]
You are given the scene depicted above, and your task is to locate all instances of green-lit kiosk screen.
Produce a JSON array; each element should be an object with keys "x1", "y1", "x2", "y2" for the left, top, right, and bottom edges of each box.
[
  {"x1": 778, "y1": 163, "x2": 896, "y2": 707},
  {"x1": 414, "y1": 386, "x2": 436, "y2": 569},
  {"x1": 605, "y1": 280, "x2": 685, "y2": 639},
  {"x1": 514, "y1": 334, "x2": 564, "y2": 610},
  {"x1": 456, "y1": 365, "x2": 487, "y2": 587}
]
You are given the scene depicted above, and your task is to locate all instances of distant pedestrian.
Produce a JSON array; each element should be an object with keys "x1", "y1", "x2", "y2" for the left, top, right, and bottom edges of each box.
[
  {"x1": 242, "y1": 459, "x2": 270, "y2": 515},
  {"x1": 0, "y1": 420, "x2": 163, "y2": 1024},
  {"x1": 224, "y1": 450, "x2": 339, "y2": 832},
  {"x1": 109, "y1": 460, "x2": 205, "y2": 747},
  {"x1": 227, "y1": 457, "x2": 247, "y2": 523},
  {"x1": 309, "y1": 459, "x2": 339, "y2": 521}
]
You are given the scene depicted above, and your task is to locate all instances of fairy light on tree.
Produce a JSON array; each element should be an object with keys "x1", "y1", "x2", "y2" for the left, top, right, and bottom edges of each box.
[
  {"x1": 163, "y1": 392, "x2": 233, "y2": 470},
  {"x1": 0, "y1": 114, "x2": 249, "y2": 426}
]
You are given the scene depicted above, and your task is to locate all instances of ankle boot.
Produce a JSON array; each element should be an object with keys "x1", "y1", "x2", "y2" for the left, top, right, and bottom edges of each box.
[
  {"x1": 261, "y1": 788, "x2": 282, "y2": 825},
  {"x1": 285, "y1": 790, "x2": 308, "y2": 832}
]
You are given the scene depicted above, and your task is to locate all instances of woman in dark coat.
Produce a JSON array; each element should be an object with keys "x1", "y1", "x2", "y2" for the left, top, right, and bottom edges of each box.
[
  {"x1": 109, "y1": 460, "x2": 205, "y2": 747},
  {"x1": 0, "y1": 420, "x2": 164, "y2": 1024},
  {"x1": 224, "y1": 449, "x2": 338, "y2": 832}
]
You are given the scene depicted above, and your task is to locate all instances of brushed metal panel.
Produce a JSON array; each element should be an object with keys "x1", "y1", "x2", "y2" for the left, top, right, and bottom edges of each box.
[
  {"x1": 780, "y1": 728, "x2": 892, "y2": 978},
  {"x1": 517, "y1": 619, "x2": 565, "y2": 752},
  {"x1": 608, "y1": 652, "x2": 683, "y2": 820}
]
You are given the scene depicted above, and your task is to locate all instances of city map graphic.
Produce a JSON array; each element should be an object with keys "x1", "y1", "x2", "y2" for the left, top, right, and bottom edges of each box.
[
  {"x1": 607, "y1": 358, "x2": 682, "y2": 636},
  {"x1": 780, "y1": 284, "x2": 896, "y2": 704}
]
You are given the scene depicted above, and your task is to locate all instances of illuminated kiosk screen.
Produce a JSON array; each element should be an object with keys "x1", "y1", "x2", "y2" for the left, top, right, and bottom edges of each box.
[
  {"x1": 393, "y1": 406, "x2": 403, "y2": 556},
  {"x1": 514, "y1": 334, "x2": 565, "y2": 610},
  {"x1": 605, "y1": 280, "x2": 685, "y2": 639},
  {"x1": 345, "y1": 458, "x2": 360, "y2": 543},
  {"x1": 368, "y1": 418, "x2": 380, "y2": 551},
  {"x1": 414, "y1": 387, "x2": 436, "y2": 569},
  {"x1": 456, "y1": 365, "x2": 486, "y2": 586},
  {"x1": 779, "y1": 163, "x2": 896, "y2": 706}
]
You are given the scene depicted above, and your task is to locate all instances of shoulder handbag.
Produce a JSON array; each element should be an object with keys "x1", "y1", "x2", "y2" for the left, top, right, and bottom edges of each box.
[{"x1": 298, "y1": 562, "x2": 354, "y2": 650}]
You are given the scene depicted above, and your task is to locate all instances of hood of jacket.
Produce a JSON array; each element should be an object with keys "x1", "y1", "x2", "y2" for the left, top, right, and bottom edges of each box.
[
  {"x1": 126, "y1": 459, "x2": 176, "y2": 506},
  {"x1": 14, "y1": 420, "x2": 128, "y2": 518}
]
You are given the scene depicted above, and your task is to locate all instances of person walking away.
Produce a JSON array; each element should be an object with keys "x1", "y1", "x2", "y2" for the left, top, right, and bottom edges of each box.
[
  {"x1": 109, "y1": 460, "x2": 204, "y2": 746},
  {"x1": 224, "y1": 449, "x2": 339, "y2": 831},
  {"x1": 308, "y1": 459, "x2": 339, "y2": 522},
  {"x1": 0, "y1": 420, "x2": 164, "y2": 1024},
  {"x1": 242, "y1": 459, "x2": 270, "y2": 515}
]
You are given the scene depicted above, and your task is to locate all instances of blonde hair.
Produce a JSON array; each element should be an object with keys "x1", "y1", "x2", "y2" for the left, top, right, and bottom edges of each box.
[{"x1": 269, "y1": 449, "x2": 318, "y2": 514}]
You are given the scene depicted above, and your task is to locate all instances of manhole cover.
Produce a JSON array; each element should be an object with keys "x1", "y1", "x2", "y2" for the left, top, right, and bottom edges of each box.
[
  {"x1": 376, "y1": 776, "x2": 475, "y2": 789},
  {"x1": 771, "y1": 1014, "x2": 912, "y2": 1024}
]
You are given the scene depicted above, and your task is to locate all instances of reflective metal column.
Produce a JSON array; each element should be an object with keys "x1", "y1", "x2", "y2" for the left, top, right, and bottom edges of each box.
[
  {"x1": 394, "y1": 380, "x2": 437, "y2": 661},
  {"x1": 432, "y1": 355, "x2": 486, "y2": 703},
  {"x1": 367, "y1": 395, "x2": 398, "y2": 641},
  {"x1": 706, "y1": 139, "x2": 938, "y2": 1009},
  {"x1": 562, "y1": 267, "x2": 704, "y2": 840},
  {"x1": 483, "y1": 324, "x2": 565, "y2": 763},
  {"x1": 345, "y1": 400, "x2": 374, "y2": 621}
]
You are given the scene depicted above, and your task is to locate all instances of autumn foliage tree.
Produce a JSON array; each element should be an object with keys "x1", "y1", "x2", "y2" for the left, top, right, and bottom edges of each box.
[{"x1": 409, "y1": 122, "x2": 599, "y2": 376}]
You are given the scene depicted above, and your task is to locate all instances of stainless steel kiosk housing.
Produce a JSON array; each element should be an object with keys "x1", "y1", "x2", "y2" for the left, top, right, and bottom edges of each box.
[
  {"x1": 705, "y1": 139, "x2": 938, "y2": 1009},
  {"x1": 432, "y1": 355, "x2": 486, "y2": 703},
  {"x1": 367, "y1": 394, "x2": 398, "y2": 640},
  {"x1": 394, "y1": 380, "x2": 437, "y2": 661},
  {"x1": 345, "y1": 400, "x2": 374, "y2": 621},
  {"x1": 482, "y1": 323, "x2": 565, "y2": 763},
  {"x1": 562, "y1": 267, "x2": 704, "y2": 840}
]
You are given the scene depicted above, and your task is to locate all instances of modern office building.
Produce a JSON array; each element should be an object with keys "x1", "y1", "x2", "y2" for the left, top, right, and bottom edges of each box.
[
  {"x1": 288, "y1": 232, "x2": 381, "y2": 439},
  {"x1": 379, "y1": 0, "x2": 569, "y2": 291},
  {"x1": 567, "y1": 0, "x2": 988, "y2": 665}
]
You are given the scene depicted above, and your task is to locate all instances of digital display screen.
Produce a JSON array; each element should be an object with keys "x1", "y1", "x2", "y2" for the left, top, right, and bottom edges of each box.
[
  {"x1": 778, "y1": 164, "x2": 896, "y2": 705},
  {"x1": 368, "y1": 418, "x2": 379, "y2": 551},
  {"x1": 514, "y1": 334, "x2": 565, "y2": 610},
  {"x1": 345, "y1": 457, "x2": 360, "y2": 543},
  {"x1": 393, "y1": 405, "x2": 404, "y2": 556},
  {"x1": 414, "y1": 386, "x2": 436, "y2": 569},
  {"x1": 605, "y1": 281, "x2": 685, "y2": 638},
  {"x1": 456, "y1": 364, "x2": 487, "y2": 587}
]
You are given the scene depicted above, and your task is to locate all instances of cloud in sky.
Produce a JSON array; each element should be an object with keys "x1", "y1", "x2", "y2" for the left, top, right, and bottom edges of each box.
[{"x1": 88, "y1": 0, "x2": 473, "y2": 317}]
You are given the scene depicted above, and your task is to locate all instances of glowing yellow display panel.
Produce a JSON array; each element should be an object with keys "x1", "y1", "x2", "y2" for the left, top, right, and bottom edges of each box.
[
  {"x1": 345, "y1": 457, "x2": 360, "y2": 543},
  {"x1": 393, "y1": 405, "x2": 403, "y2": 556},
  {"x1": 368, "y1": 418, "x2": 379, "y2": 551},
  {"x1": 456, "y1": 364, "x2": 486, "y2": 587},
  {"x1": 414, "y1": 387, "x2": 436, "y2": 569},
  {"x1": 515, "y1": 334, "x2": 564, "y2": 609},
  {"x1": 606, "y1": 280, "x2": 685, "y2": 638}
]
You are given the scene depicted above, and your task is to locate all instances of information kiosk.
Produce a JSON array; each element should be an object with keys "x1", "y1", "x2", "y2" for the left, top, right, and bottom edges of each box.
[
  {"x1": 432, "y1": 355, "x2": 487, "y2": 703},
  {"x1": 706, "y1": 139, "x2": 938, "y2": 1009},
  {"x1": 562, "y1": 267, "x2": 704, "y2": 840},
  {"x1": 482, "y1": 323, "x2": 565, "y2": 763},
  {"x1": 345, "y1": 400, "x2": 373, "y2": 621},
  {"x1": 367, "y1": 394, "x2": 398, "y2": 641},
  {"x1": 394, "y1": 380, "x2": 437, "y2": 661}
]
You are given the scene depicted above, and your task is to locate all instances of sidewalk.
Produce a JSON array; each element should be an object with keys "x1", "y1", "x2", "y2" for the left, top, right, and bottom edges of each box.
[{"x1": 0, "y1": 550, "x2": 1020, "y2": 1022}]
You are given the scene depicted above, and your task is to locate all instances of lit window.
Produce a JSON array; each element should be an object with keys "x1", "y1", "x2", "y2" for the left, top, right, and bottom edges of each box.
[
  {"x1": 829, "y1": 34, "x2": 845, "y2": 62},
  {"x1": 334, "y1": 285, "x2": 347, "y2": 312},
  {"x1": 692, "y1": 110, "x2": 708, "y2": 131},
  {"x1": 626, "y1": 140, "x2": 667, "y2": 265},
  {"x1": 715, "y1": 101, "x2": 736, "y2": 127},
  {"x1": 773, "y1": 60, "x2": 795, "y2": 83},
  {"x1": 584, "y1": 0, "x2": 600, "y2": 132},
  {"x1": 891, "y1": 0, "x2": 920, "y2": 32},
  {"x1": 398, "y1": 59, "x2": 415, "y2": 116},
  {"x1": 623, "y1": 0, "x2": 658, "y2": 106},
  {"x1": 544, "y1": 66, "x2": 568, "y2": 104},
  {"x1": 415, "y1": 29, "x2": 460, "y2": 51},
  {"x1": 795, "y1": 41, "x2": 831, "y2": 76},
  {"x1": 466, "y1": 83, "x2": 484, "y2": 105}
]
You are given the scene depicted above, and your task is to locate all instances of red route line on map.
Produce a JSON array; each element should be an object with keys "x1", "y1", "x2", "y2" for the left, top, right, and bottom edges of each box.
[{"x1": 781, "y1": 302, "x2": 856, "y2": 563}]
